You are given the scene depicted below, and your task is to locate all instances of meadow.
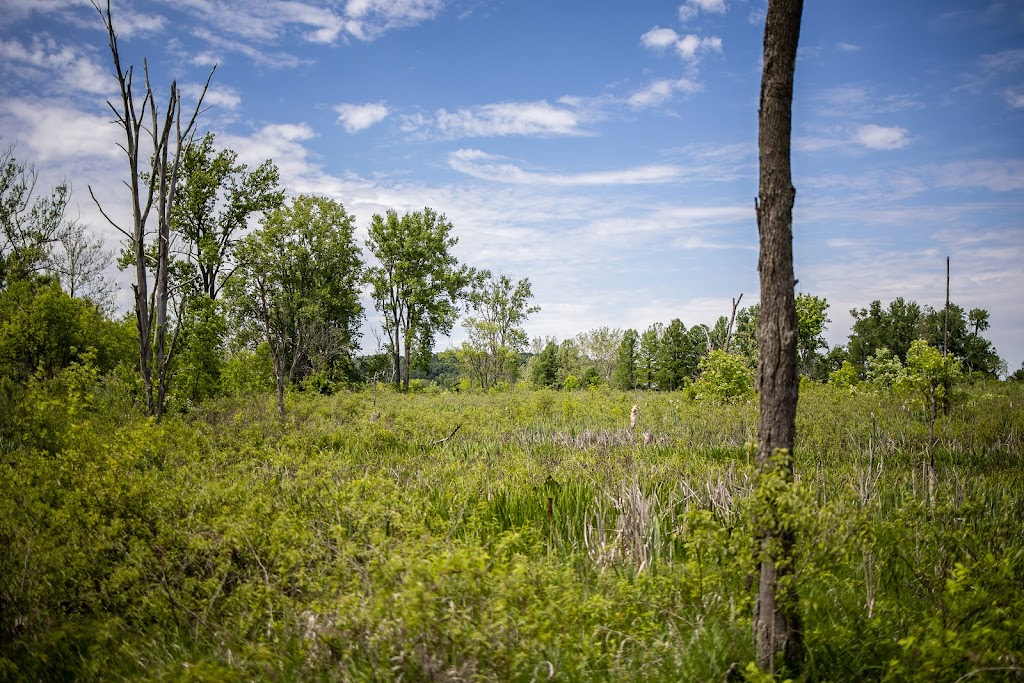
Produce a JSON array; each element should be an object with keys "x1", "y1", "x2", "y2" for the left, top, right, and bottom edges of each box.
[{"x1": 1, "y1": 380, "x2": 1022, "y2": 681}]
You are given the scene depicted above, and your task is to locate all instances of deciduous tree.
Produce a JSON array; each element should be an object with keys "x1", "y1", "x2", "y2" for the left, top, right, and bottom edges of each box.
[
  {"x1": 365, "y1": 208, "x2": 473, "y2": 391},
  {"x1": 230, "y1": 195, "x2": 363, "y2": 416},
  {"x1": 458, "y1": 271, "x2": 538, "y2": 389}
]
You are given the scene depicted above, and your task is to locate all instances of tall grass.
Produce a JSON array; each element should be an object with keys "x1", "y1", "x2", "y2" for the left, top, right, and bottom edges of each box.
[{"x1": 1, "y1": 380, "x2": 1021, "y2": 680}]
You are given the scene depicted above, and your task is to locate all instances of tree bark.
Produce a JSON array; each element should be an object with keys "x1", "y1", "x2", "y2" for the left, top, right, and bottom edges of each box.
[{"x1": 754, "y1": 0, "x2": 804, "y2": 674}]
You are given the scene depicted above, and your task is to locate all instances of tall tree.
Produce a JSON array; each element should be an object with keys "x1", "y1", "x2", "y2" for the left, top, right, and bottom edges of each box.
[
  {"x1": 172, "y1": 133, "x2": 284, "y2": 301},
  {"x1": 795, "y1": 293, "x2": 830, "y2": 378},
  {"x1": 612, "y1": 328, "x2": 640, "y2": 390},
  {"x1": 90, "y1": 0, "x2": 214, "y2": 420},
  {"x1": 0, "y1": 144, "x2": 70, "y2": 289},
  {"x1": 230, "y1": 195, "x2": 363, "y2": 416},
  {"x1": 51, "y1": 219, "x2": 116, "y2": 311},
  {"x1": 637, "y1": 323, "x2": 662, "y2": 389},
  {"x1": 753, "y1": 0, "x2": 804, "y2": 673},
  {"x1": 848, "y1": 297, "x2": 922, "y2": 372},
  {"x1": 576, "y1": 326, "x2": 623, "y2": 385},
  {"x1": 365, "y1": 208, "x2": 473, "y2": 391},
  {"x1": 655, "y1": 319, "x2": 690, "y2": 391},
  {"x1": 458, "y1": 271, "x2": 538, "y2": 388}
]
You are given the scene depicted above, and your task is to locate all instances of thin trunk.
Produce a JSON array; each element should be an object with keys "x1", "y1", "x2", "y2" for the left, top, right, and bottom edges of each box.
[
  {"x1": 725, "y1": 292, "x2": 743, "y2": 354},
  {"x1": 753, "y1": 0, "x2": 804, "y2": 675},
  {"x1": 943, "y1": 256, "x2": 950, "y2": 357}
]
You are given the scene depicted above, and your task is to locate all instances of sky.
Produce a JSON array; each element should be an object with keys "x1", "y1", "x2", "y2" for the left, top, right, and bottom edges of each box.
[{"x1": 2, "y1": 0, "x2": 1023, "y2": 372}]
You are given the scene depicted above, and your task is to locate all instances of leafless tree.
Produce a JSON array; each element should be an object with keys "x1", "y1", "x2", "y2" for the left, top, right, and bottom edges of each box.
[
  {"x1": 89, "y1": 0, "x2": 214, "y2": 420},
  {"x1": 753, "y1": 0, "x2": 804, "y2": 674},
  {"x1": 51, "y1": 219, "x2": 116, "y2": 312}
]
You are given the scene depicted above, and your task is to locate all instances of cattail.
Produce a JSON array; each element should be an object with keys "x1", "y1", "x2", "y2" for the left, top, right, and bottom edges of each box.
[{"x1": 630, "y1": 404, "x2": 639, "y2": 430}]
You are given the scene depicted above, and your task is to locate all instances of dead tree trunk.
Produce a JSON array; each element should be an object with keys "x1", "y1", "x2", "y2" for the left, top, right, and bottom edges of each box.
[
  {"x1": 90, "y1": 0, "x2": 212, "y2": 421},
  {"x1": 753, "y1": 0, "x2": 804, "y2": 674},
  {"x1": 725, "y1": 292, "x2": 743, "y2": 354}
]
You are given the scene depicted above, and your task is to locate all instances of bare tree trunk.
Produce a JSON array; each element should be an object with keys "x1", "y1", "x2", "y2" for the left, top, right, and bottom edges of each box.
[
  {"x1": 91, "y1": 0, "x2": 212, "y2": 421},
  {"x1": 754, "y1": 0, "x2": 804, "y2": 674},
  {"x1": 725, "y1": 292, "x2": 743, "y2": 354},
  {"x1": 943, "y1": 256, "x2": 950, "y2": 357}
]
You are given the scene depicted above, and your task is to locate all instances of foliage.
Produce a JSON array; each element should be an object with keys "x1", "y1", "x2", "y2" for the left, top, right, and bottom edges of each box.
[
  {"x1": 866, "y1": 346, "x2": 903, "y2": 387},
  {"x1": 458, "y1": 272, "x2": 538, "y2": 389},
  {"x1": 172, "y1": 132, "x2": 284, "y2": 301},
  {"x1": 530, "y1": 340, "x2": 560, "y2": 388},
  {"x1": 365, "y1": 208, "x2": 474, "y2": 391},
  {"x1": 0, "y1": 381, "x2": 1022, "y2": 680},
  {"x1": 795, "y1": 293, "x2": 830, "y2": 379},
  {"x1": 230, "y1": 195, "x2": 363, "y2": 414},
  {"x1": 896, "y1": 339, "x2": 962, "y2": 417},
  {"x1": 828, "y1": 360, "x2": 860, "y2": 389},
  {"x1": 0, "y1": 144, "x2": 71, "y2": 288},
  {"x1": 692, "y1": 349, "x2": 755, "y2": 403},
  {"x1": 612, "y1": 328, "x2": 640, "y2": 390}
]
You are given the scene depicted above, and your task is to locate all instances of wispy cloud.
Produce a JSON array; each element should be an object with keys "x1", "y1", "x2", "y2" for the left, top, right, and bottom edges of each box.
[
  {"x1": 678, "y1": 0, "x2": 728, "y2": 22},
  {"x1": 181, "y1": 83, "x2": 241, "y2": 110},
  {"x1": 0, "y1": 36, "x2": 114, "y2": 95},
  {"x1": 836, "y1": 42, "x2": 861, "y2": 52},
  {"x1": 448, "y1": 149, "x2": 684, "y2": 186},
  {"x1": 796, "y1": 123, "x2": 912, "y2": 152},
  {"x1": 628, "y1": 77, "x2": 702, "y2": 107},
  {"x1": 1003, "y1": 88, "x2": 1024, "y2": 108},
  {"x1": 335, "y1": 101, "x2": 390, "y2": 132},
  {"x1": 402, "y1": 101, "x2": 586, "y2": 139},
  {"x1": 931, "y1": 160, "x2": 1024, "y2": 192}
]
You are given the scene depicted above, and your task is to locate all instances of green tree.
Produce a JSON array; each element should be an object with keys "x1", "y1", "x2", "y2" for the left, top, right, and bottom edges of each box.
[
  {"x1": 848, "y1": 298, "x2": 922, "y2": 373},
  {"x1": 692, "y1": 350, "x2": 754, "y2": 402},
  {"x1": 638, "y1": 324, "x2": 662, "y2": 388},
  {"x1": 651, "y1": 319, "x2": 692, "y2": 389},
  {"x1": 576, "y1": 326, "x2": 622, "y2": 385},
  {"x1": 173, "y1": 133, "x2": 284, "y2": 301},
  {"x1": 365, "y1": 208, "x2": 474, "y2": 391},
  {"x1": 230, "y1": 195, "x2": 363, "y2": 416},
  {"x1": 612, "y1": 328, "x2": 639, "y2": 390},
  {"x1": 920, "y1": 303, "x2": 1002, "y2": 377},
  {"x1": 795, "y1": 293, "x2": 830, "y2": 378},
  {"x1": 0, "y1": 144, "x2": 71, "y2": 288},
  {"x1": 530, "y1": 340, "x2": 560, "y2": 388},
  {"x1": 457, "y1": 272, "x2": 538, "y2": 389},
  {"x1": 732, "y1": 303, "x2": 760, "y2": 369}
]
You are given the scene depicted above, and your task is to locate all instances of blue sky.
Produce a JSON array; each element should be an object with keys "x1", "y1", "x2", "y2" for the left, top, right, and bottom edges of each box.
[{"x1": 2, "y1": 0, "x2": 1022, "y2": 372}]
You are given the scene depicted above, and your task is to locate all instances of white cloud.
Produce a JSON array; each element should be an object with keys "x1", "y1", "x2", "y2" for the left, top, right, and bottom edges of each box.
[
  {"x1": 335, "y1": 102, "x2": 390, "y2": 132},
  {"x1": 1004, "y1": 88, "x2": 1024, "y2": 108},
  {"x1": 679, "y1": 0, "x2": 727, "y2": 22},
  {"x1": 640, "y1": 26, "x2": 679, "y2": 49},
  {"x1": 854, "y1": 124, "x2": 910, "y2": 150},
  {"x1": 836, "y1": 42, "x2": 861, "y2": 52},
  {"x1": 0, "y1": 36, "x2": 114, "y2": 95},
  {"x1": 2, "y1": 98, "x2": 122, "y2": 163},
  {"x1": 411, "y1": 101, "x2": 584, "y2": 139},
  {"x1": 628, "y1": 78, "x2": 702, "y2": 107},
  {"x1": 448, "y1": 149, "x2": 683, "y2": 186},
  {"x1": 341, "y1": 0, "x2": 444, "y2": 40},
  {"x1": 180, "y1": 83, "x2": 241, "y2": 110},
  {"x1": 676, "y1": 34, "x2": 723, "y2": 62}
]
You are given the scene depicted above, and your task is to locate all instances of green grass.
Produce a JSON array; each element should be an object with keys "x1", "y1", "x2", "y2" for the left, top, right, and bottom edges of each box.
[{"x1": 1, "y1": 381, "x2": 1022, "y2": 681}]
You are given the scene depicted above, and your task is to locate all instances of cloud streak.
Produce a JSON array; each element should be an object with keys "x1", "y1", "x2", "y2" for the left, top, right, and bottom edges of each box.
[{"x1": 448, "y1": 149, "x2": 684, "y2": 186}]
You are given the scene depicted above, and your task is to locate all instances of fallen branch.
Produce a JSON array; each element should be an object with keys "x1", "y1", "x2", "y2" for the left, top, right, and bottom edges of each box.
[{"x1": 420, "y1": 424, "x2": 461, "y2": 451}]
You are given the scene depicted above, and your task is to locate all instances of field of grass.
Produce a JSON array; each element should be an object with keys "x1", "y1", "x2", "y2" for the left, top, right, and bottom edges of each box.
[{"x1": 2, "y1": 380, "x2": 1022, "y2": 681}]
